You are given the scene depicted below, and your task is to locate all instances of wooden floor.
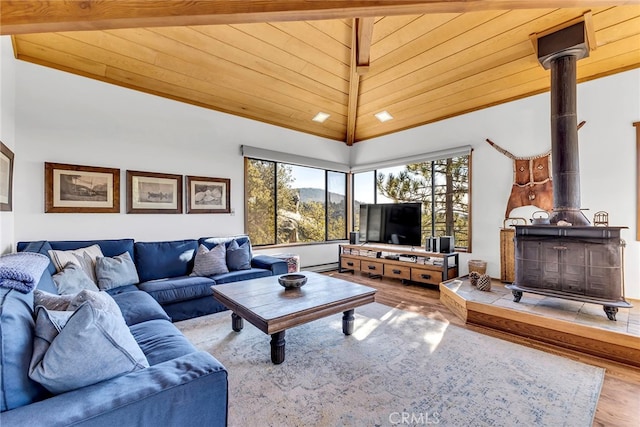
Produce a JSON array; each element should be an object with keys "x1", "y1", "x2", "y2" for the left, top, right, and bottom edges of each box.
[{"x1": 324, "y1": 270, "x2": 640, "y2": 427}]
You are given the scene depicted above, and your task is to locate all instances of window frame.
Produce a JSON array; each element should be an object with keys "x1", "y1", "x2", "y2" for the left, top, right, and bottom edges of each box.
[
  {"x1": 244, "y1": 157, "x2": 348, "y2": 247},
  {"x1": 352, "y1": 152, "x2": 472, "y2": 253}
]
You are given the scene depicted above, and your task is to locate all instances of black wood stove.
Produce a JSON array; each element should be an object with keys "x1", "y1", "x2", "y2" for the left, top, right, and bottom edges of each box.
[
  {"x1": 506, "y1": 21, "x2": 633, "y2": 320},
  {"x1": 509, "y1": 225, "x2": 632, "y2": 320}
]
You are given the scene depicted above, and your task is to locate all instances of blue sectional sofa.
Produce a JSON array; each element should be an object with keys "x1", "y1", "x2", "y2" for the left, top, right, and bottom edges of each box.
[
  {"x1": 1, "y1": 236, "x2": 287, "y2": 426},
  {"x1": 16, "y1": 235, "x2": 287, "y2": 321}
]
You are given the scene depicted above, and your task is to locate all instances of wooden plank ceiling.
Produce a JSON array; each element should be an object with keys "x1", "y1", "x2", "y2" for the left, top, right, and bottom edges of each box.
[{"x1": 3, "y1": 1, "x2": 640, "y2": 144}]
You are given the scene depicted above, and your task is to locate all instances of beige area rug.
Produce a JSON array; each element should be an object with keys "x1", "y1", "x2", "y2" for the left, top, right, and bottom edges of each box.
[{"x1": 176, "y1": 303, "x2": 604, "y2": 426}]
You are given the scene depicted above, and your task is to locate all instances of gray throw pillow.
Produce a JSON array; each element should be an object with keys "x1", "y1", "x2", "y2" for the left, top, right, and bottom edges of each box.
[
  {"x1": 33, "y1": 289, "x2": 75, "y2": 311},
  {"x1": 48, "y1": 244, "x2": 103, "y2": 284},
  {"x1": 95, "y1": 252, "x2": 140, "y2": 291},
  {"x1": 226, "y1": 239, "x2": 251, "y2": 271},
  {"x1": 29, "y1": 290, "x2": 149, "y2": 394},
  {"x1": 67, "y1": 288, "x2": 114, "y2": 311},
  {"x1": 190, "y1": 244, "x2": 229, "y2": 276},
  {"x1": 52, "y1": 262, "x2": 100, "y2": 295}
]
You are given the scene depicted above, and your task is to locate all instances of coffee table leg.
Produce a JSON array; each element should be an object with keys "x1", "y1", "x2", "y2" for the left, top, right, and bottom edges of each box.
[
  {"x1": 270, "y1": 331, "x2": 286, "y2": 364},
  {"x1": 342, "y1": 309, "x2": 355, "y2": 335},
  {"x1": 231, "y1": 312, "x2": 243, "y2": 332}
]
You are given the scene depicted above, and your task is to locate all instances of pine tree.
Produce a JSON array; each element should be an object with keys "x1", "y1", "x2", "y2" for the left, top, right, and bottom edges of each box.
[{"x1": 376, "y1": 157, "x2": 469, "y2": 249}]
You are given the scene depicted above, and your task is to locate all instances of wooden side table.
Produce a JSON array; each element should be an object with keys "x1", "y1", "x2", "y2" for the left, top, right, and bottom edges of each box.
[{"x1": 500, "y1": 218, "x2": 526, "y2": 283}]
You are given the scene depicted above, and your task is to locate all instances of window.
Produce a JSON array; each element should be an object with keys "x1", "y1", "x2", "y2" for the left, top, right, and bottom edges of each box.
[
  {"x1": 327, "y1": 171, "x2": 347, "y2": 241},
  {"x1": 353, "y1": 154, "x2": 471, "y2": 251},
  {"x1": 352, "y1": 171, "x2": 375, "y2": 234},
  {"x1": 245, "y1": 158, "x2": 347, "y2": 246}
]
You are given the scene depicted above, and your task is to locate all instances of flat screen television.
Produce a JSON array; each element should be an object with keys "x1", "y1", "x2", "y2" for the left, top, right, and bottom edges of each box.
[{"x1": 358, "y1": 203, "x2": 422, "y2": 247}]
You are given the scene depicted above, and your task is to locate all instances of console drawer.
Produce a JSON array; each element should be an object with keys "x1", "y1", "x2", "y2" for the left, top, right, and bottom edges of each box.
[
  {"x1": 361, "y1": 260, "x2": 383, "y2": 275},
  {"x1": 384, "y1": 264, "x2": 411, "y2": 280},
  {"x1": 411, "y1": 267, "x2": 440, "y2": 285},
  {"x1": 340, "y1": 256, "x2": 360, "y2": 271}
]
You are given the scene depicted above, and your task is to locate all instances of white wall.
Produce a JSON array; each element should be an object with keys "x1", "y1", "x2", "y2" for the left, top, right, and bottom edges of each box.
[
  {"x1": 5, "y1": 39, "x2": 639, "y2": 298},
  {"x1": 9, "y1": 49, "x2": 349, "y2": 267},
  {"x1": 0, "y1": 37, "x2": 16, "y2": 254},
  {"x1": 351, "y1": 68, "x2": 640, "y2": 298}
]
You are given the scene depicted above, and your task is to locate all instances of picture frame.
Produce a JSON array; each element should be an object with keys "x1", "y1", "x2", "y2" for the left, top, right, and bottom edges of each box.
[
  {"x1": 0, "y1": 141, "x2": 14, "y2": 212},
  {"x1": 45, "y1": 162, "x2": 120, "y2": 213},
  {"x1": 186, "y1": 175, "x2": 230, "y2": 214},
  {"x1": 127, "y1": 170, "x2": 182, "y2": 214}
]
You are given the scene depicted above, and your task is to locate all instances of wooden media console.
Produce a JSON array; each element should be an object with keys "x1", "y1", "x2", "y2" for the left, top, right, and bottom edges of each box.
[{"x1": 339, "y1": 243, "x2": 459, "y2": 286}]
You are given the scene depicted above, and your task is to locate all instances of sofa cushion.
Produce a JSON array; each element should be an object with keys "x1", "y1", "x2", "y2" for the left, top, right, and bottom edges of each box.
[
  {"x1": 137, "y1": 276, "x2": 216, "y2": 305},
  {"x1": 29, "y1": 291, "x2": 149, "y2": 394},
  {"x1": 46, "y1": 239, "x2": 135, "y2": 259},
  {"x1": 96, "y1": 252, "x2": 140, "y2": 291},
  {"x1": 210, "y1": 268, "x2": 272, "y2": 285},
  {"x1": 52, "y1": 262, "x2": 99, "y2": 294},
  {"x1": 190, "y1": 244, "x2": 228, "y2": 277},
  {"x1": 110, "y1": 290, "x2": 171, "y2": 326},
  {"x1": 33, "y1": 268, "x2": 58, "y2": 294},
  {"x1": 105, "y1": 284, "x2": 139, "y2": 296},
  {"x1": 48, "y1": 244, "x2": 104, "y2": 283},
  {"x1": 130, "y1": 319, "x2": 198, "y2": 366},
  {"x1": 0, "y1": 289, "x2": 49, "y2": 411},
  {"x1": 226, "y1": 239, "x2": 251, "y2": 271},
  {"x1": 135, "y1": 240, "x2": 198, "y2": 282}
]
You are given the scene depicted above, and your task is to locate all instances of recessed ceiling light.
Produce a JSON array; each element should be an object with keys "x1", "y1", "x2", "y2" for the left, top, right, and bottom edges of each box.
[
  {"x1": 312, "y1": 112, "x2": 331, "y2": 123},
  {"x1": 374, "y1": 110, "x2": 394, "y2": 122}
]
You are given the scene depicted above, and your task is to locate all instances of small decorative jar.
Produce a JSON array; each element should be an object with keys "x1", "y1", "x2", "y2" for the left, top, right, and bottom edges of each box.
[
  {"x1": 469, "y1": 271, "x2": 481, "y2": 287},
  {"x1": 477, "y1": 274, "x2": 492, "y2": 292}
]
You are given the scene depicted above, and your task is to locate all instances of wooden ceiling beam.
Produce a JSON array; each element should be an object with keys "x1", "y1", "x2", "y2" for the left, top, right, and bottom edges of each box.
[
  {"x1": 346, "y1": 20, "x2": 360, "y2": 146},
  {"x1": 0, "y1": 1, "x2": 630, "y2": 35},
  {"x1": 346, "y1": 17, "x2": 375, "y2": 145},
  {"x1": 356, "y1": 17, "x2": 375, "y2": 74}
]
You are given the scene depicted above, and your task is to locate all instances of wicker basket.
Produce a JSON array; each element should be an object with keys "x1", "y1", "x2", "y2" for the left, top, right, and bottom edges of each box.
[{"x1": 468, "y1": 260, "x2": 487, "y2": 275}]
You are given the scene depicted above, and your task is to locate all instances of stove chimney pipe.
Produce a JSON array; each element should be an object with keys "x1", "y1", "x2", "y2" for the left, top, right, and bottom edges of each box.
[{"x1": 537, "y1": 21, "x2": 591, "y2": 225}]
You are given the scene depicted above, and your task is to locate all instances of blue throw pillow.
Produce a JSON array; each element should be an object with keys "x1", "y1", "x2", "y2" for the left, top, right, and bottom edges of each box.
[
  {"x1": 52, "y1": 263, "x2": 99, "y2": 295},
  {"x1": 95, "y1": 252, "x2": 140, "y2": 291},
  {"x1": 190, "y1": 244, "x2": 229, "y2": 276},
  {"x1": 226, "y1": 239, "x2": 251, "y2": 271},
  {"x1": 29, "y1": 290, "x2": 149, "y2": 394}
]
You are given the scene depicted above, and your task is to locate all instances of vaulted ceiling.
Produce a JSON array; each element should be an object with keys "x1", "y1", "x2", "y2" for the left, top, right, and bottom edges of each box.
[{"x1": 2, "y1": 1, "x2": 639, "y2": 145}]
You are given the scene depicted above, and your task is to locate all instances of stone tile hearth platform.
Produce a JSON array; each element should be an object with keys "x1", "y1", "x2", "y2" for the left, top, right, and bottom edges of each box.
[{"x1": 440, "y1": 277, "x2": 640, "y2": 367}]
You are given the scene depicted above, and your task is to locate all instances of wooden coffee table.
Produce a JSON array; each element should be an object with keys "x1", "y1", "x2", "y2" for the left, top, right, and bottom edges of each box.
[{"x1": 211, "y1": 271, "x2": 376, "y2": 364}]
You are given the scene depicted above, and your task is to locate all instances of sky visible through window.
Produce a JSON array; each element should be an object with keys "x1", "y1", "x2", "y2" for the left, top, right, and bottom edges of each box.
[
  {"x1": 290, "y1": 164, "x2": 406, "y2": 204},
  {"x1": 289, "y1": 165, "x2": 324, "y2": 190}
]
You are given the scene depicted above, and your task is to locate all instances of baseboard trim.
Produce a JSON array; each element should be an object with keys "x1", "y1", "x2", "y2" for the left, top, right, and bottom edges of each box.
[{"x1": 302, "y1": 262, "x2": 339, "y2": 273}]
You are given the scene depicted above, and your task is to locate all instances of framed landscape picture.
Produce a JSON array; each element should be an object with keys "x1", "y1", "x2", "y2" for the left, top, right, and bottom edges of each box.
[
  {"x1": 127, "y1": 170, "x2": 182, "y2": 214},
  {"x1": 186, "y1": 175, "x2": 230, "y2": 214},
  {"x1": 0, "y1": 141, "x2": 14, "y2": 212},
  {"x1": 45, "y1": 162, "x2": 120, "y2": 213}
]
